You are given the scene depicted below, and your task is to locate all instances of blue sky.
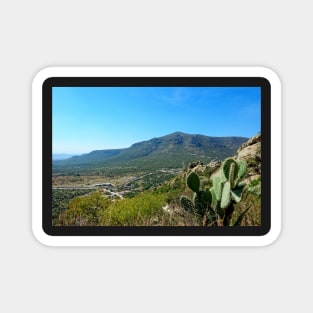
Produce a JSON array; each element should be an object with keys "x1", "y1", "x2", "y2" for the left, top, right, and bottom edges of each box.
[{"x1": 52, "y1": 86, "x2": 261, "y2": 154}]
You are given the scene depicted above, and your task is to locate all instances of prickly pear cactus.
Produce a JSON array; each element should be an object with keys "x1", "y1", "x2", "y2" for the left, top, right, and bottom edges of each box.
[
  {"x1": 180, "y1": 158, "x2": 249, "y2": 226},
  {"x1": 180, "y1": 172, "x2": 215, "y2": 225},
  {"x1": 216, "y1": 158, "x2": 248, "y2": 225},
  {"x1": 186, "y1": 172, "x2": 200, "y2": 193},
  {"x1": 180, "y1": 196, "x2": 195, "y2": 213}
]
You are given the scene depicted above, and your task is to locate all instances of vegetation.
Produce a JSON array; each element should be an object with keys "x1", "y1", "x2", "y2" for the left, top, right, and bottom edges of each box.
[
  {"x1": 53, "y1": 132, "x2": 247, "y2": 175},
  {"x1": 59, "y1": 191, "x2": 110, "y2": 226},
  {"x1": 233, "y1": 177, "x2": 261, "y2": 226},
  {"x1": 52, "y1": 189, "x2": 92, "y2": 225},
  {"x1": 57, "y1": 191, "x2": 166, "y2": 226},
  {"x1": 54, "y1": 165, "x2": 260, "y2": 227},
  {"x1": 180, "y1": 158, "x2": 250, "y2": 226},
  {"x1": 100, "y1": 192, "x2": 166, "y2": 226}
]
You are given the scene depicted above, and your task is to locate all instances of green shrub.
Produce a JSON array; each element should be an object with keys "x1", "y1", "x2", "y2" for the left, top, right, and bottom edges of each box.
[
  {"x1": 100, "y1": 192, "x2": 166, "y2": 226},
  {"x1": 59, "y1": 191, "x2": 110, "y2": 226}
]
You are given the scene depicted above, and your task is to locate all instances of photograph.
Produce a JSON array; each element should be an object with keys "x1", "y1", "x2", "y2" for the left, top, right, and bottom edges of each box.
[{"x1": 52, "y1": 85, "x2": 262, "y2": 227}]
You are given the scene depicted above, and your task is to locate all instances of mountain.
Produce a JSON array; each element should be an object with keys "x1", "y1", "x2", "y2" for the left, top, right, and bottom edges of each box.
[
  {"x1": 193, "y1": 133, "x2": 261, "y2": 182},
  {"x1": 58, "y1": 149, "x2": 123, "y2": 165},
  {"x1": 116, "y1": 131, "x2": 248, "y2": 162},
  {"x1": 52, "y1": 153, "x2": 80, "y2": 160},
  {"x1": 53, "y1": 132, "x2": 248, "y2": 173}
]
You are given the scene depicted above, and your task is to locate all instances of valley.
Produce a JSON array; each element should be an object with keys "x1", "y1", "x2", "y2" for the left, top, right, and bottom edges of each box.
[
  {"x1": 52, "y1": 166, "x2": 183, "y2": 225},
  {"x1": 53, "y1": 167, "x2": 182, "y2": 199},
  {"x1": 52, "y1": 132, "x2": 261, "y2": 227}
]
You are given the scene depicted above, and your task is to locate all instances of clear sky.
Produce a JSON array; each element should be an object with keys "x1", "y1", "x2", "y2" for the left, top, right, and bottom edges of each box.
[{"x1": 52, "y1": 86, "x2": 261, "y2": 154}]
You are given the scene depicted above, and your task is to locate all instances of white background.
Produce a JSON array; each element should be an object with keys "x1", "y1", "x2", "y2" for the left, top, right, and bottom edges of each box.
[{"x1": 0, "y1": 0, "x2": 310, "y2": 312}]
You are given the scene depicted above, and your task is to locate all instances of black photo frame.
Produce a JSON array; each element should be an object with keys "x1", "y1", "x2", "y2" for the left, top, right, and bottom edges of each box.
[{"x1": 42, "y1": 76, "x2": 271, "y2": 237}]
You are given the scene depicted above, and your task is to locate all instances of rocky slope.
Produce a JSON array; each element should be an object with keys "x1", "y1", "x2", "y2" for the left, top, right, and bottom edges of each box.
[{"x1": 188, "y1": 133, "x2": 261, "y2": 180}]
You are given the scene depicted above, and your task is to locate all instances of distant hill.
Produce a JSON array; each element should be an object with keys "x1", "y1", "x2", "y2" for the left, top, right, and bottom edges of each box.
[
  {"x1": 58, "y1": 149, "x2": 123, "y2": 165},
  {"x1": 53, "y1": 132, "x2": 248, "y2": 173},
  {"x1": 52, "y1": 153, "x2": 80, "y2": 161}
]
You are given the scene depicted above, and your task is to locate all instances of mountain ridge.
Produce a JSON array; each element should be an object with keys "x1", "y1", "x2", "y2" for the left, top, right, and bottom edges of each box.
[{"x1": 53, "y1": 132, "x2": 249, "y2": 172}]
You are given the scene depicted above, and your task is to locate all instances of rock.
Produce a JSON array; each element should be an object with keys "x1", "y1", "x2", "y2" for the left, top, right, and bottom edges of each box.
[
  {"x1": 208, "y1": 134, "x2": 261, "y2": 180},
  {"x1": 189, "y1": 160, "x2": 201, "y2": 169},
  {"x1": 236, "y1": 142, "x2": 261, "y2": 160},
  {"x1": 237, "y1": 134, "x2": 261, "y2": 152},
  {"x1": 235, "y1": 134, "x2": 261, "y2": 176},
  {"x1": 190, "y1": 160, "x2": 221, "y2": 177}
]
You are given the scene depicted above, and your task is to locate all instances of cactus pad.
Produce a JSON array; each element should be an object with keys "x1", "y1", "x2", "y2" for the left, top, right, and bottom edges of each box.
[
  {"x1": 180, "y1": 196, "x2": 195, "y2": 213},
  {"x1": 222, "y1": 159, "x2": 239, "y2": 184},
  {"x1": 221, "y1": 181, "x2": 231, "y2": 209},
  {"x1": 186, "y1": 172, "x2": 200, "y2": 194}
]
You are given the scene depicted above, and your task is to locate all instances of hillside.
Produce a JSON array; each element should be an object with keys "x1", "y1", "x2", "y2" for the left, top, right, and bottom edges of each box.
[
  {"x1": 53, "y1": 132, "x2": 248, "y2": 173},
  {"x1": 172, "y1": 133, "x2": 262, "y2": 225},
  {"x1": 54, "y1": 134, "x2": 262, "y2": 226},
  {"x1": 178, "y1": 133, "x2": 261, "y2": 187}
]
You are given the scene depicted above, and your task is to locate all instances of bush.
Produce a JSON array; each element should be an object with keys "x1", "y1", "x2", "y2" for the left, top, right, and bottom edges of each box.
[
  {"x1": 100, "y1": 192, "x2": 166, "y2": 226},
  {"x1": 59, "y1": 191, "x2": 110, "y2": 226}
]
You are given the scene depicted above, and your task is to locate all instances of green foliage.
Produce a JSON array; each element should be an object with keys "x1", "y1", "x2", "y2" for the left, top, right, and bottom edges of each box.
[
  {"x1": 222, "y1": 159, "x2": 239, "y2": 188},
  {"x1": 52, "y1": 189, "x2": 92, "y2": 225},
  {"x1": 60, "y1": 191, "x2": 166, "y2": 226},
  {"x1": 217, "y1": 158, "x2": 249, "y2": 225},
  {"x1": 58, "y1": 190, "x2": 167, "y2": 226},
  {"x1": 180, "y1": 196, "x2": 194, "y2": 213},
  {"x1": 213, "y1": 177, "x2": 223, "y2": 201},
  {"x1": 180, "y1": 158, "x2": 250, "y2": 226},
  {"x1": 100, "y1": 192, "x2": 166, "y2": 226},
  {"x1": 229, "y1": 176, "x2": 261, "y2": 226},
  {"x1": 180, "y1": 172, "x2": 215, "y2": 224},
  {"x1": 237, "y1": 160, "x2": 247, "y2": 180},
  {"x1": 59, "y1": 191, "x2": 110, "y2": 226},
  {"x1": 155, "y1": 175, "x2": 186, "y2": 206},
  {"x1": 186, "y1": 172, "x2": 200, "y2": 193},
  {"x1": 231, "y1": 185, "x2": 245, "y2": 203},
  {"x1": 248, "y1": 177, "x2": 261, "y2": 197},
  {"x1": 220, "y1": 181, "x2": 231, "y2": 209}
]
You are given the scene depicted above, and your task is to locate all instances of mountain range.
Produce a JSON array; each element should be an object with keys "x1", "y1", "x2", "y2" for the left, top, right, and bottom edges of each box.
[
  {"x1": 52, "y1": 132, "x2": 248, "y2": 172},
  {"x1": 52, "y1": 153, "x2": 80, "y2": 161}
]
